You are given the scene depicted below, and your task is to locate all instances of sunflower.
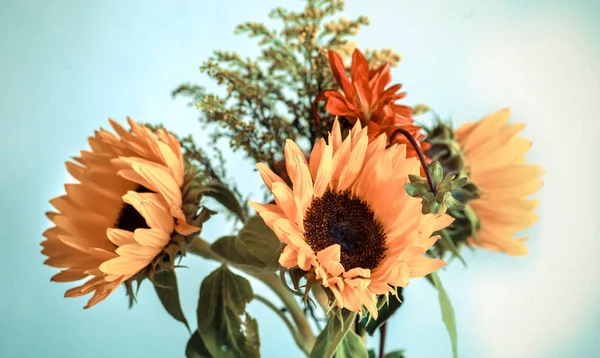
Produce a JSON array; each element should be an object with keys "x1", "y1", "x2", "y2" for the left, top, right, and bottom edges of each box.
[
  {"x1": 456, "y1": 108, "x2": 544, "y2": 256},
  {"x1": 41, "y1": 118, "x2": 205, "y2": 308},
  {"x1": 315, "y1": 48, "x2": 429, "y2": 159},
  {"x1": 452, "y1": 108, "x2": 544, "y2": 255},
  {"x1": 249, "y1": 119, "x2": 452, "y2": 318}
]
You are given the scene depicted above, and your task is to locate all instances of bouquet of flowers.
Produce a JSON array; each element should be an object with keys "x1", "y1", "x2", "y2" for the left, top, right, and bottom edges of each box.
[{"x1": 40, "y1": 1, "x2": 544, "y2": 357}]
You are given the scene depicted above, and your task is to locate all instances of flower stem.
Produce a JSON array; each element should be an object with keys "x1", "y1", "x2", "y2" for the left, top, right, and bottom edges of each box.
[
  {"x1": 253, "y1": 272, "x2": 316, "y2": 352},
  {"x1": 379, "y1": 322, "x2": 388, "y2": 358},
  {"x1": 389, "y1": 128, "x2": 436, "y2": 194},
  {"x1": 312, "y1": 285, "x2": 329, "y2": 312},
  {"x1": 186, "y1": 237, "x2": 315, "y2": 355},
  {"x1": 254, "y1": 294, "x2": 308, "y2": 353}
]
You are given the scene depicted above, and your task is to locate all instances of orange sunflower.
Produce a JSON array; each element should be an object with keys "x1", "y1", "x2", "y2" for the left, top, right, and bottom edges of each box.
[
  {"x1": 455, "y1": 108, "x2": 544, "y2": 255},
  {"x1": 316, "y1": 48, "x2": 429, "y2": 159},
  {"x1": 249, "y1": 119, "x2": 452, "y2": 318},
  {"x1": 41, "y1": 118, "x2": 204, "y2": 308}
]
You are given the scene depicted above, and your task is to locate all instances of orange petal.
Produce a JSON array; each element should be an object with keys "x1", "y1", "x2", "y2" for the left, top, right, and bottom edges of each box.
[
  {"x1": 407, "y1": 255, "x2": 446, "y2": 278},
  {"x1": 297, "y1": 246, "x2": 316, "y2": 271},
  {"x1": 313, "y1": 144, "x2": 333, "y2": 198},
  {"x1": 316, "y1": 245, "x2": 344, "y2": 277},
  {"x1": 328, "y1": 50, "x2": 355, "y2": 101},
  {"x1": 279, "y1": 245, "x2": 299, "y2": 268},
  {"x1": 132, "y1": 228, "x2": 171, "y2": 249},
  {"x1": 106, "y1": 228, "x2": 135, "y2": 247},
  {"x1": 257, "y1": 163, "x2": 285, "y2": 191},
  {"x1": 271, "y1": 182, "x2": 297, "y2": 222},
  {"x1": 122, "y1": 191, "x2": 174, "y2": 233},
  {"x1": 337, "y1": 134, "x2": 368, "y2": 191},
  {"x1": 308, "y1": 139, "x2": 326, "y2": 180}
]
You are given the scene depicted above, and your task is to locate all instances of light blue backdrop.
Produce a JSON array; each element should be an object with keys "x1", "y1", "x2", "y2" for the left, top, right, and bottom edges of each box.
[{"x1": 1, "y1": 1, "x2": 599, "y2": 357}]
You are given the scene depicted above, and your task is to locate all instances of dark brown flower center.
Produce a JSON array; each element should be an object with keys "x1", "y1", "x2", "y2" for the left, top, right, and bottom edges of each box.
[
  {"x1": 303, "y1": 190, "x2": 387, "y2": 270},
  {"x1": 115, "y1": 186, "x2": 152, "y2": 232}
]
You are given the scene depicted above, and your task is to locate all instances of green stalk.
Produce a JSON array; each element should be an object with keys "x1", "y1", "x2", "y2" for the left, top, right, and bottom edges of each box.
[{"x1": 254, "y1": 294, "x2": 308, "y2": 353}]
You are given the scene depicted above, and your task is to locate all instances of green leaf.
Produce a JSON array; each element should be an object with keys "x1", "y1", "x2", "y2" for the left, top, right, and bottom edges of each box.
[
  {"x1": 197, "y1": 265, "x2": 260, "y2": 358},
  {"x1": 368, "y1": 349, "x2": 376, "y2": 358},
  {"x1": 333, "y1": 330, "x2": 368, "y2": 358},
  {"x1": 186, "y1": 331, "x2": 212, "y2": 358},
  {"x1": 404, "y1": 182, "x2": 429, "y2": 197},
  {"x1": 210, "y1": 215, "x2": 281, "y2": 272},
  {"x1": 431, "y1": 272, "x2": 458, "y2": 358},
  {"x1": 364, "y1": 289, "x2": 404, "y2": 336},
  {"x1": 439, "y1": 230, "x2": 467, "y2": 268},
  {"x1": 152, "y1": 270, "x2": 189, "y2": 331},
  {"x1": 429, "y1": 161, "x2": 443, "y2": 185},
  {"x1": 385, "y1": 350, "x2": 406, "y2": 358},
  {"x1": 310, "y1": 308, "x2": 357, "y2": 358},
  {"x1": 202, "y1": 182, "x2": 247, "y2": 223}
]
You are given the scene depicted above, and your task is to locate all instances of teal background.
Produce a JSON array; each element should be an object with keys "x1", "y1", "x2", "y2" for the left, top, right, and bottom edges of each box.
[{"x1": 1, "y1": 0, "x2": 599, "y2": 357}]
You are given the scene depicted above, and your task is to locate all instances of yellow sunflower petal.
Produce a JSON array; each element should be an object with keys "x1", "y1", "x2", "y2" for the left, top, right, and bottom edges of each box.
[
  {"x1": 257, "y1": 163, "x2": 285, "y2": 191},
  {"x1": 456, "y1": 109, "x2": 543, "y2": 255},
  {"x1": 407, "y1": 255, "x2": 447, "y2": 278}
]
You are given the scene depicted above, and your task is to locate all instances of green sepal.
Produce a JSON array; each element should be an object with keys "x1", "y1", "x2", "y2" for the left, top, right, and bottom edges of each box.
[
  {"x1": 422, "y1": 199, "x2": 435, "y2": 215},
  {"x1": 451, "y1": 177, "x2": 467, "y2": 191},
  {"x1": 438, "y1": 174, "x2": 453, "y2": 193},
  {"x1": 405, "y1": 182, "x2": 429, "y2": 197},
  {"x1": 429, "y1": 161, "x2": 443, "y2": 185},
  {"x1": 408, "y1": 174, "x2": 427, "y2": 184},
  {"x1": 437, "y1": 201, "x2": 448, "y2": 215},
  {"x1": 422, "y1": 192, "x2": 435, "y2": 202},
  {"x1": 435, "y1": 191, "x2": 447, "y2": 203},
  {"x1": 446, "y1": 196, "x2": 465, "y2": 211}
]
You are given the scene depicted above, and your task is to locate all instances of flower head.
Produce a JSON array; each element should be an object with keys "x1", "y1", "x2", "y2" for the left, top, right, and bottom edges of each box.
[
  {"x1": 249, "y1": 119, "x2": 452, "y2": 318},
  {"x1": 41, "y1": 118, "x2": 207, "y2": 308},
  {"x1": 317, "y1": 48, "x2": 428, "y2": 159},
  {"x1": 453, "y1": 108, "x2": 544, "y2": 255}
]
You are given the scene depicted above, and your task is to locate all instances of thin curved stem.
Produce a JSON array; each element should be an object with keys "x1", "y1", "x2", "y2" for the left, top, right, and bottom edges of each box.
[
  {"x1": 388, "y1": 127, "x2": 436, "y2": 194},
  {"x1": 253, "y1": 272, "x2": 316, "y2": 351},
  {"x1": 186, "y1": 237, "x2": 315, "y2": 354},
  {"x1": 379, "y1": 322, "x2": 388, "y2": 358},
  {"x1": 311, "y1": 285, "x2": 329, "y2": 312},
  {"x1": 254, "y1": 294, "x2": 308, "y2": 353}
]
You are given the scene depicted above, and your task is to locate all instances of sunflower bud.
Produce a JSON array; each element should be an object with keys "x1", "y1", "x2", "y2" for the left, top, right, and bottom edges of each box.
[{"x1": 405, "y1": 161, "x2": 468, "y2": 215}]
